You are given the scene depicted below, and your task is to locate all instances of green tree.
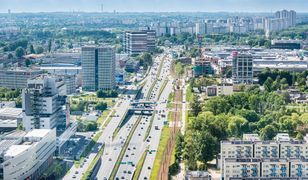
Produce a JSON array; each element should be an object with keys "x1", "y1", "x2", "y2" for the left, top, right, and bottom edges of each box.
[
  {"x1": 191, "y1": 95, "x2": 202, "y2": 116},
  {"x1": 260, "y1": 125, "x2": 278, "y2": 140},
  {"x1": 25, "y1": 59, "x2": 31, "y2": 67},
  {"x1": 264, "y1": 77, "x2": 274, "y2": 92},
  {"x1": 29, "y1": 44, "x2": 35, "y2": 54},
  {"x1": 15, "y1": 47, "x2": 25, "y2": 58},
  {"x1": 36, "y1": 46, "x2": 44, "y2": 54},
  {"x1": 227, "y1": 115, "x2": 248, "y2": 137},
  {"x1": 8, "y1": 53, "x2": 13, "y2": 59}
]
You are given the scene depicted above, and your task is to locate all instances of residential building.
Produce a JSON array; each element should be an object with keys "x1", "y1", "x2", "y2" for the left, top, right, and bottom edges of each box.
[
  {"x1": 232, "y1": 51, "x2": 253, "y2": 84},
  {"x1": 82, "y1": 46, "x2": 116, "y2": 91},
  {"x1": 0, "y1": 68, "x2": 43, "y2": 89},
  {"x1": 221, "y1": 134, "x2": 308, "y2": 179},
  {"x1": 22, "y1": 75, "x2": 69, "y2": 132},
  {"x1": 195, "y1": 22, "x2": 207, "y2": 35},
  {"x1": 123, "y1": 30, "x2": 156, "y2": 55},
  {"x1": 0, "y1": 129, "x2": 56, "y2": 180}
]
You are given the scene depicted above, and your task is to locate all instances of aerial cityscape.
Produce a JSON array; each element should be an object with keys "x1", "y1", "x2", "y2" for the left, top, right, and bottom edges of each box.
[{"x1": 0, "y1": 0, "x2": 308, "y2": 180}]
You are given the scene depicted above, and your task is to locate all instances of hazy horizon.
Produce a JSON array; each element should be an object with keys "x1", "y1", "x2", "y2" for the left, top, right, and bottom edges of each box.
[{"x1": 1, "y1": 0, "x2": 308, "y2": 13}]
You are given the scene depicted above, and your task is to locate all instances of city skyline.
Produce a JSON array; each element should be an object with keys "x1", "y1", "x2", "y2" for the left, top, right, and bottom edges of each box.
[{"x1": 1, "y1": 0, "x2": 308, "y2": 13}]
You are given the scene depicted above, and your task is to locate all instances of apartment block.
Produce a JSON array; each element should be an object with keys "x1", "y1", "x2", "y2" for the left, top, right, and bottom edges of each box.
[
  {"x1": 254, "y1": 141, "x2": 279, "y2": 158},
  {"x1": 224, "y1": 158, "x2": 261, "y2": 179},
  {"x1": 221, "y1": 137, "x2": 308, "y2": 179},
  {"x1": 0, "y1": 129, "x2": 56, "y2": 180}
]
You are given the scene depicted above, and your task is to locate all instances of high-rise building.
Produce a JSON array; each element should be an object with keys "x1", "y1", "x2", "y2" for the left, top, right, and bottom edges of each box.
[
  {"x1": 0, "y1": 129, "x2": 56, "y2": 180},
  {"x1": 82, "y1": 46, "x2": 116, "y2": 91},
  {"x1": 195, "y1": 22, "x2": 207, "y2": 35},
  {"x1": 232, "y1": 52, "x2": 253, "y2": 84},
  {"x1": 123, "y1": 30, "x2": 156, "y2": 55},
  {"x1": 22, "y1": 75, "x2": 69, "y2": 132}
]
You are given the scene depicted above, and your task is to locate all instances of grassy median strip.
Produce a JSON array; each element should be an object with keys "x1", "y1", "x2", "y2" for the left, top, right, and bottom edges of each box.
[
  {"x1": 109, "y1": 116, "x2": 143, "y2": 179},
  {"x1": 157, "y1": 79, "x2": 168, "y2": 99},
  {"x1": 150, "y1": 125, "x2": 171, "y2": 180},
  {"x1": 143, "y1": 111, "x2": 156, "y2": 141},
  {"x1": 81, "y1": 144, "x2": 105, "y2": 180},
  {"x1": 132, "y1": 146, "x2": 149, "y2": 180}
]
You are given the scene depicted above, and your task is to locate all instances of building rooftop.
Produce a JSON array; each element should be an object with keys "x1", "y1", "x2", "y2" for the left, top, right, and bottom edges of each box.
[
  {"x1": 0, "y1": 108, "x2": 23, "y2": 118},
  {"x1": 24, "y1": 129, "x2": 52, "y2": 138},
  {"x1": 5, "y1": 144, "x2": 31, "y2": 157}
]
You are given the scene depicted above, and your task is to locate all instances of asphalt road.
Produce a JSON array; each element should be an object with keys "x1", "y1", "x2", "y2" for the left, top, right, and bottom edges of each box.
[{"x1": 95, "y1": 51, "x2": 173, "y2": 180}]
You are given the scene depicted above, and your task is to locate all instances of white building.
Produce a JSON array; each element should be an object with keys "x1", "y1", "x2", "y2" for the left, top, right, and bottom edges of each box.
[
  {"x1": 22, "y1": 75, "x2": 69, "y2": 131},
  {"x1": 0, "y1": 129, "x2": 56, "y2": 180}
]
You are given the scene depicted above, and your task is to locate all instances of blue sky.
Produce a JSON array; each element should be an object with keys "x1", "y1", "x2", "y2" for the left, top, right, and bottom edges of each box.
[{"x1": 0, "y1": 0, "x2": 308, "y2": 13}]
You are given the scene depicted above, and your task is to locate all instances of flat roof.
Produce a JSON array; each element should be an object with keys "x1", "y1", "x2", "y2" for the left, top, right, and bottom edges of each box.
[
  {"x1": 0, "y1": 108, "x2": 22, "y2": 118},
  {"x1": 5, "y1": 145, "x2": 31, "y2": 157},
  {"x1": 24, "y1": 129, "x2": 51, "y2": 138}
]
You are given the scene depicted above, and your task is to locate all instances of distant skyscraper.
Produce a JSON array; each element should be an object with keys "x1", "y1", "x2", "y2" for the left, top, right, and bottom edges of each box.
[
  {"x1": 82, "y1": 46, "x2": 116, "y2": 91},
  {"x1": 232, "y1": 52, "x2": 253, "y2": 84}
]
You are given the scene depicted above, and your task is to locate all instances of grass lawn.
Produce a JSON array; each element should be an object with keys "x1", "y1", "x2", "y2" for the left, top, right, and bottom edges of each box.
[{"x1": 97, "y1": 109, "x2": 111, "y2": 126}]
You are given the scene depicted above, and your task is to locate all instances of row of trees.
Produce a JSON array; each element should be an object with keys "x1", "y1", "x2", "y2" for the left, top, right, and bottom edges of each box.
[
  {"x1": 96, "y1": 90, "x2": 118, "y2": 98},
  {"x1": 258, "y1": 69, "x2": 308, "y2": 91},
  {"x1": 180, "y1": 86, "x2": 308, "y2": 170}
]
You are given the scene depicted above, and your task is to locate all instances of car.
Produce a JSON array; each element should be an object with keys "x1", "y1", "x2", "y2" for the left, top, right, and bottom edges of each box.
[
  {"x1": 138, "y1": 133, "x2": 141, "y2": 136},
  {"x1": 128, "y1": 171, "x2": 132, "y2": 174},
  {"x1": 123, "y1": 170, "x2": 127, "y2": 173},
  {"x1": 72, "y1": 175, "x2": 76, "y2": 178},
  {"x1": 121, "y1": 177, "x2": 125, "y2": 179},
  {"x1": 144, "y1": 177, "x2": 148, "y2": 180},
  {"x1": 126, "y1": 154, "x2": 129, "y2": 157},
  {"x1": 133, "y1": 147, "x2": 136, "y2": 150},
  {"x1": 75, "y1": 171, "x2": 79, "y2": 174},
  {"x1": 149, "y1": 136, "x2": 152, "y2": 138},
  {"x1": 128, "y1": 148, "x2": 131, "y2": 150},
  {"x1": 147, "y1": 139, "x2": 150, "y2": 142},
  {"x1": 109, "y1": 158, "x2": 112, "y2": 161}
]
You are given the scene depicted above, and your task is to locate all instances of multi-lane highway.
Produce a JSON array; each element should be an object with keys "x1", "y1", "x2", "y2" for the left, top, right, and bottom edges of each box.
[{"x1": 96, "y1": 50, "x2": 173, "y2": 180}]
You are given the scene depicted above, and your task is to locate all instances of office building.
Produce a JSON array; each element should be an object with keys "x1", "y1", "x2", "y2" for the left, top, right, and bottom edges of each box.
[
  {"x1": 232, "y1": 52, "x2": 253, "y2": 84},
  {"x1": 82, "y1": 46, "x2": 116, "y2": 91},
  {"x1": 123, "y1": 30, "x2": 156, "y2": 55},
  {"x1": 22, "y1": 75, "x2": 69, "y2": 132},
  {"x1": 0, "y1": 69, "x2": 43, "y2": 89},
  {"x1": 0, "y1": 129, "x2": 56, "y2": 180}
]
